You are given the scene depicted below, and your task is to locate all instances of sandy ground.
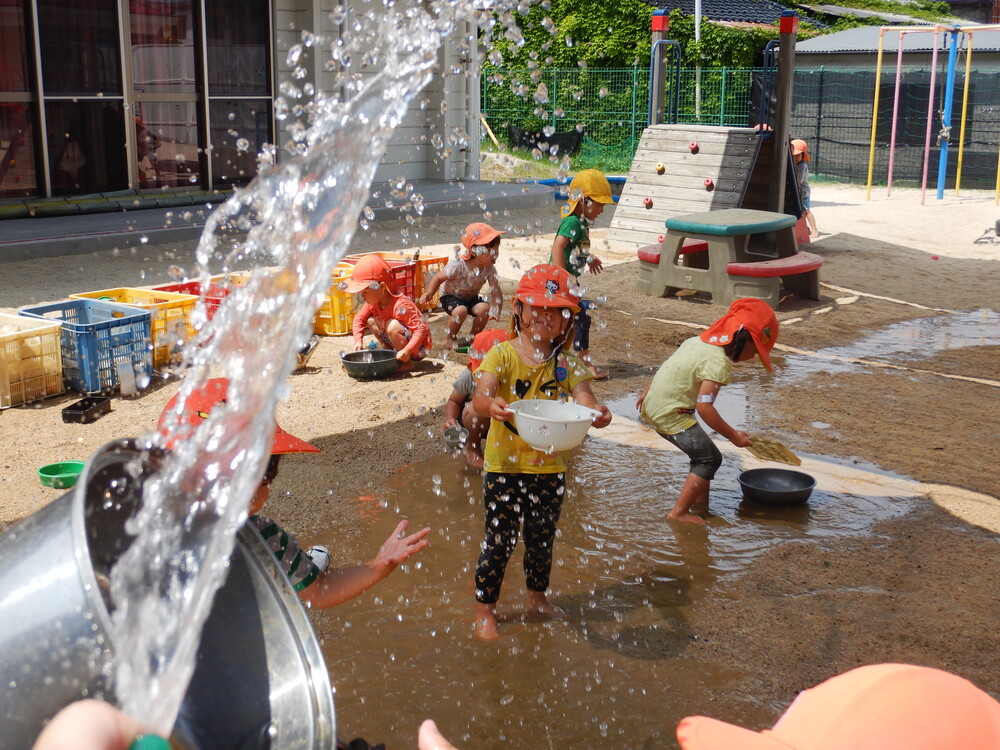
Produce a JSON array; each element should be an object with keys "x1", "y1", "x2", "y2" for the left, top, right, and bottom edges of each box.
[{"x1": 1, "y1": 179, "x2": 999, "y2": 738}]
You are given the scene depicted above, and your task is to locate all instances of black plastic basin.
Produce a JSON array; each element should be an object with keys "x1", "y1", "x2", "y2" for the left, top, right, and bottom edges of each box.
[
  {"x1": 738, "y1": 467, "x2": 816, "y2": 506},
  {"x1": 341, "y1": 349, "x2": 398, "y2": 379}
]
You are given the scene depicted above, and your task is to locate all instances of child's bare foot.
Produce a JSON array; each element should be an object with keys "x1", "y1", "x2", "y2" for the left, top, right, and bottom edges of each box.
[
  {"x1": 474, "y1": 605, "x2": 500, "y2": 641},
  {"x1": 667, "y1": 510, "x2": 708, "y2": 525},
  {"x1": 395, "y1": 359, "x2": 415, "y2": 372},
  {"x1": 586, "y1": 364, "x2": 610, "y2": 380},
  {"x1": 464, "y1": 444, "x2": 484, "y2": 469},
  {"x1": 526, "y1": 592, "x2": 569, "y2": 619}
]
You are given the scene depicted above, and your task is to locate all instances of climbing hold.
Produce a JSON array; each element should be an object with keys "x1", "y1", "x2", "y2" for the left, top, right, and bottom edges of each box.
[
  {"x1": 689, "y1": 142, "x2": 699, "y2": 153},
  {"x1": 703, "y1": 178, "x2": 714, "y2": 191},
  {"x1": 643, "y1": 196, "x2": 653, "y2": 208},
  {"x1": 657, "y1": 234, "x2": 665, "y2": 243},
  {"x1": 656, "y1": 163, "x2": 665, "y2": 174}
]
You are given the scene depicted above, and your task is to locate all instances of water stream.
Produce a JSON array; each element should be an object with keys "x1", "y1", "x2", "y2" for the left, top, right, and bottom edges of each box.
[{"x1": 107, "y1": 1, "x2": 472, "y2": 734}]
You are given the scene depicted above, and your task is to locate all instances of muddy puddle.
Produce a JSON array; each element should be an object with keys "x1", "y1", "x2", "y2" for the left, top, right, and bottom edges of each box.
[{"x1": 307, "y1": 426, "x2": 919, "y2": 748}]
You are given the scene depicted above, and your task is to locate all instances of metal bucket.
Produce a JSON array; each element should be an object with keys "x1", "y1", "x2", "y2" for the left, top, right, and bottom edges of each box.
[{"x1": 0, "y1": 439, "x2": 336, "y2": 749}]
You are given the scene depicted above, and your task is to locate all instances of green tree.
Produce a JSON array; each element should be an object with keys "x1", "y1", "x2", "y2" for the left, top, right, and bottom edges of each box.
[{"x1": 491, "y1": 0, "x2": 653, "y2": 68}]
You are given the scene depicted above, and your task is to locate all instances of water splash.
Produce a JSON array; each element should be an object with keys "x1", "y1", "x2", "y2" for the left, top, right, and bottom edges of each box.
[{"x1": 109, "y1": 0, "x2": 475, "y2": 734}]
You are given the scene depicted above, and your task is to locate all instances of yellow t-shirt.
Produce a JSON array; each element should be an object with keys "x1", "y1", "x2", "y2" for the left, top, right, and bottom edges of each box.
[
  {"x1": 640, "y1": 337, "x2": 732, "y2": 436},
  {"x1": 478, "y1": 341, "x2": 592, "y2": 474}
]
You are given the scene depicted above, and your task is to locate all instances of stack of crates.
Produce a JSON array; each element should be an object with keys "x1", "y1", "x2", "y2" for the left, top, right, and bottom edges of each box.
[
  {"x1": 20, "y1": 299, "x2": 152, "y2": 394},
  {"x1": 151, "y1": 271, "x2": 252, "y2": 322},
  {"x1": 340, "y1": 252, "x2": 417, "y2": 300},
  {"x1": 313, "y1": 267, "x2": 356, "y2": 336},
  {"x1": 0, "y1": 312, "x2": 65, "y2": 409},
  {"x1": 69, "y1": 287, "x2": 198, "y2": 369},
  {"x1": 411, "y1": 252, "x2": 452, "y2": 311}
]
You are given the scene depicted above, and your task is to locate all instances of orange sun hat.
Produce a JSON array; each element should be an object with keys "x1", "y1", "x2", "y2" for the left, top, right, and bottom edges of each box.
[
  {"x1": 790, "y1": 138, "x2": 810, "y2": 162},
  {"x1": 467, "y1": 328, "x2": 513, "y2": 371},
  {"x1": 514, "y1": 264, "x2": 581, "y2": 312},
  {"x1": 700, "y1": 297, "x2": 779, "y2": 371},
  {"x1": 158, "y1": 378, "x2": 320, "y2": 455},
  {"x1": 343, "y1": 254, "x2": 393, "y2": 294},
  {"x1": 677, "y1": 663, "x2": 1000, "y2": 750}
]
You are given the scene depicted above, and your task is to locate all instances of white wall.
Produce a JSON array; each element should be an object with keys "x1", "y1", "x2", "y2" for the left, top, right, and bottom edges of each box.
[{"x1": 272, "y1": 0, "x2": 481, "y2": 182}]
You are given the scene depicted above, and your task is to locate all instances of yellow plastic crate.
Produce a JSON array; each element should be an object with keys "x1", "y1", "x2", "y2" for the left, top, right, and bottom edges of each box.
[
  {"x1": 0, "y1": 313, "x2": 65, "y2": 409},
  {"x1": 69, "y1": 287, "x2": 198, "y2": 369},
  {"x1": 312, "y1": 272, "x2": 356, "y2": 336}
]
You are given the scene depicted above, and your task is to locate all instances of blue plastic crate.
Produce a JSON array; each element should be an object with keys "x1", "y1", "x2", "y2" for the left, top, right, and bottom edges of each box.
[{"x1": 20, "y1": 299, "x2": 152, "y2": 394}]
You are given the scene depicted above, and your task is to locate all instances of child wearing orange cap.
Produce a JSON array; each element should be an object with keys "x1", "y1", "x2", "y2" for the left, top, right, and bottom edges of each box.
[
  {"x1": 346, "y1": 254, "x2": 432, "y2": 371},
  {"x1": 443, "y1": 327, "x2": 512, "y2": 468},
  {"x1": 791, "y1": 138, "x2": 819, "y2": 239},
  {"x1": 637, "y1": 298, "x2": 779, "y2": 525},
  {"x1": 549, "y1": 169, "x2": 617, "y2": 380},
  {"x1": 159, "y1": 378, "x2": 431, "y2": 607},
  {"x1": 419, "y1": 222, "x2": 504, "y2": 351},
  {"x1": 470, "y1": 264, "x2": 612, "y2": 640}
]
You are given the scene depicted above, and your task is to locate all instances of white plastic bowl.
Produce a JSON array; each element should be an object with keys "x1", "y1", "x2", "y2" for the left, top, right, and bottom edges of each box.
[{"x1": 507, "y1": 399, "x2": 600, "y2": 452}]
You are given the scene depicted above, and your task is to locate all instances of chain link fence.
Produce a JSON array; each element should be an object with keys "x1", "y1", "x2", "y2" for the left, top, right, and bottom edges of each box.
[{"x1": 482, "y1": 65, "x2": 1000, "y2": 187}]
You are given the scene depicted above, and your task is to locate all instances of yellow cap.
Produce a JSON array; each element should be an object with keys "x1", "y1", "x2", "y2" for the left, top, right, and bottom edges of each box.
[{"x1": 560, "y1": 169, "x2": 615, "y2": 219}]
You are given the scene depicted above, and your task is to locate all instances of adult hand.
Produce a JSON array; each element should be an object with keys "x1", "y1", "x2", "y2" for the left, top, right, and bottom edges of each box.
[
  {"x1": 32, "y1": 700, "x2": 166, "y2": 750},
  {"x1": 418, "y1": 720, "x2": 459, "y2": 750}
]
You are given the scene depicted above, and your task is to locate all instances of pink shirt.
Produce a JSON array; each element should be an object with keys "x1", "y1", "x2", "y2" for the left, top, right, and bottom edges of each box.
[{"x1": 352, "y1": 293, "x2": 432, "y2": 357}]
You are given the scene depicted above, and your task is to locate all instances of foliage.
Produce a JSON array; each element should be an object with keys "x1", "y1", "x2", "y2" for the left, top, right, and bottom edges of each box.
[
  {"x1": 488, "y1": 0, "x2": 652, "y2": 68},
  {"x1": 791, "y1": 0, "x2": 954, "y2": 24}
]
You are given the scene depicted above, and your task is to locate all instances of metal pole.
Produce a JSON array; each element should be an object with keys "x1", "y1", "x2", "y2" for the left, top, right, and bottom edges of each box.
[
  {"x1": 955, "y1": 31, "x2": 973, "y2": 195},
  {"x1": 920, "y1": 28, "x2": 941, "y2": 205},
  {"x1": 866, "y1": 28, "x2": 886, "y2": 200},
  {"x1": 887, "y1": 31, "x2": 905, "y2": 195},
  {"x1": 631, "y1": 66, "x2": 638, "y2": 143},
  {"x1": 719, "y1": 67, "x2": 726, "y2": 125},
  {"x1": 768, "y1": 11, "x2": 798, "y2": 214},
  {"x1": 649, "y1": 11, "x2": 670, "y2": 125},
  {"x1": 936, "y1": 28, "x2": 959, "y2": 200}
]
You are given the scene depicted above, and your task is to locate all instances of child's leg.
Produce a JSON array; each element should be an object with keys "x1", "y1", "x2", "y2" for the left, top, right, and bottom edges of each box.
[
  {"x1": 474, "y1": 472, "x2": 524, "y2": 639},
  {"x1": 574, "y1": 303, "x2": 608, "y2": 380},
  {"x1": 522, "y1": 473, "x2": 568, "y2": 618},
  {"x1": 460, "y1": 401, "x2": 486, "y2": 468},
  {"x1": 805, "y1": 208, "x2": 818, "y2": 238},
  {"x1": 662, "y1": 424, "x2": 722, "y2": 525},
  {"x1": 468, "y1": 301, "x2": 491, "y2": 337},
  {"x1": 446, "y1": 306, "x2": 469, "y2": 348}
]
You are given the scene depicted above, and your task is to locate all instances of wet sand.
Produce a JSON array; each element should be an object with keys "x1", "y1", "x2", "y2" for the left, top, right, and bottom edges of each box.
[{"x1": 1, "y1": 181, "x2": 998, "y2": 747}]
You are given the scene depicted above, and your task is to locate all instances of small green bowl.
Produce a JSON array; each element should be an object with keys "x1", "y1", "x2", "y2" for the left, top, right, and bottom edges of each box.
[
  {"x1": 38, "y1": 461, "x2": 86, "y2": 489},
  {"x1": 455, "y1": 345, "x2": 470, "y2": 354}
]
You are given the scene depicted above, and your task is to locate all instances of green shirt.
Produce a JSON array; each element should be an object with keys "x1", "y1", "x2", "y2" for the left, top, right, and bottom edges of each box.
[
  {"x1": 550, "y1": 214, "x2": 591, "y2": 277},
  {"x1": 640, "y1": 337, "x2": 732, "y2": 436}
]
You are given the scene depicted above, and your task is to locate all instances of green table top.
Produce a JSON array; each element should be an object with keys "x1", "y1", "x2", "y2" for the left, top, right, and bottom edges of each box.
[{"x1": 665, "y1": 208, "x2": 797, "y2": 236}]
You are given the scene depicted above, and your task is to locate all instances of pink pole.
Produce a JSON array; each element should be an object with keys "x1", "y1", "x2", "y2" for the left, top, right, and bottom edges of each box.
[
  {"x1": 887, "y1": 32, "x2": 906, "y2": 194},
  {"x1": 921, "y1": 28, "x2": 941, "y2": 205}
]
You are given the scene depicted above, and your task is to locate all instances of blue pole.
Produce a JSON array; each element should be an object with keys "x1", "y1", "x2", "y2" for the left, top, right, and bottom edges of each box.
[{"x1": 936, "y1": 29, "x2": 960, "y2": 200}]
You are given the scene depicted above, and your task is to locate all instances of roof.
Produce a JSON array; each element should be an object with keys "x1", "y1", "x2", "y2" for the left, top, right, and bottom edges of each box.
[
  {"x1": 796, "y1": 25, "x2": 1000, "y2": 53},
  {"x1": 800, "y1": 3, "x2": 945, "y2": 25},
  {"x1": 642, "y1": 0, "x2": 794, "y2": 25}
]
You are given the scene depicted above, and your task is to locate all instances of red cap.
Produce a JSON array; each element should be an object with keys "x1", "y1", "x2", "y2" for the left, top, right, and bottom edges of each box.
[
  {"x1": 467, "y1": 328, "x2": 513, "y2": 371},
  {"x1": 678, "y1": 663, "x2": 1000, "y2": 750},
  {"x1": 791, "y1": 138, "x2": 811, "y2": 162},
  {"x1": 460, "y1": 222, "x2": 504, "y2": 250},
  {"x1": 700, "y1": 297, "x2": 779, "y2": 371},
  {"x1": 343, "y1": 254, "x2": 393, "y2": 294},
  {"x1": 514, "y1": 264, "x2": 581, "y2": 312},
  {"x1": 158, "y1": 378, "x2": 320, "y2": 455}
]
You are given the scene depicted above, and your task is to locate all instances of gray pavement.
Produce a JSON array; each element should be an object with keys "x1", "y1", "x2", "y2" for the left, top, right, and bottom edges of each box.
[{"x1": 0, "y1": 180, "x2": 554, "y2": 263}]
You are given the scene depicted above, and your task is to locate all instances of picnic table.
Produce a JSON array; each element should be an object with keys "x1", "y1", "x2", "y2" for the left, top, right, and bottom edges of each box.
[{"x1": 635, "y1": 207, "x2": 823, "y2": 309}]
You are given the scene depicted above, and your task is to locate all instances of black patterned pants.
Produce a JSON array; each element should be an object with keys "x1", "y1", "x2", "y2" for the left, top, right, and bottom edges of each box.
[{"x1": 475, "y1": 471, "x2": 565, "y2": 604}]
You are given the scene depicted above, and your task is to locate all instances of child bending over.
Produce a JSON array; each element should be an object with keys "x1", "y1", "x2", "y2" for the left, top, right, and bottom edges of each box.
[
  {"x1": 443, "y1": 327, "x2": 512, "y2": 468},
  {"x1": 471, "y1": 264, "x2": 612, "y2": 640},
  {"x1": 420, "y1": 222, "x2": 504, "y2": 350},
  {"x1": 637, "y1": 298, "x2": 779, "y2": 525},
  {"x1": 347, "y1": 253, "x2": 432, "y2": 372}
]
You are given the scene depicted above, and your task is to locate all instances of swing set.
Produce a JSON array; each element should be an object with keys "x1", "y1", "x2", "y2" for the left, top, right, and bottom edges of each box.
[{"x1": 866, "y1": 24, "x2": 1000, "y2": 205}]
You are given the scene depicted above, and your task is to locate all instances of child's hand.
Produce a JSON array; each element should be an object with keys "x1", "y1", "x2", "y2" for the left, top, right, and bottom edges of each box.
[
  {"x1": 489, "y1": 397, "x2": 512, "y2": 421},
  {"x1": 373, "y1": 520, "x2": 431, "y2": 574},
  {"x1": 587, "y1": 256, "x2": 604, "y2": 275},
  {"x1": 636, "y1": 392, "x2": 646, "y2": 411},
  {"x1": 418, "y1": 292, "x2": 430, "y2": 306},
  {"x1": 590, "y1": 404, "x2": 612, "y2": 429},
  {"x1": 444, "y1": 417, "x2": 459, "y2": 430},
  {"x1": 353, "y1": 340, "x2": 365, "y2": 351},
  {"x1": 729, "y1": 430, "x2": 751, "y2": 448},
  {"x1": 396, "y1": 348, "x2": 412, "y2": 363}
]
